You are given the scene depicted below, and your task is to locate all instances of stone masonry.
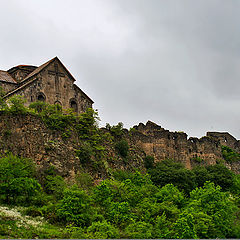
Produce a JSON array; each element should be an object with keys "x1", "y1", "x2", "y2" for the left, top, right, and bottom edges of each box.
[
  {"x1": 0, "y1": 57, "x2": 93, "y2": 114},
  {"x1": 130, "y1": 121, "x2": 240, "y2": 171}
]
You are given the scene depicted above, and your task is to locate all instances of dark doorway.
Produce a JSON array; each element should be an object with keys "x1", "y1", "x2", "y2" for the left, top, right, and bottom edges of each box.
[{"x1": 70, "y1": 100, "x2": 78, "y2": 112}]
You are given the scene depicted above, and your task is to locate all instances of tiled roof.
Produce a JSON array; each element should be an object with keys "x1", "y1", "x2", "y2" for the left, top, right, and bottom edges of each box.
[{"x1": 0, "y1": 70, "x2": 17, "y2": 84}]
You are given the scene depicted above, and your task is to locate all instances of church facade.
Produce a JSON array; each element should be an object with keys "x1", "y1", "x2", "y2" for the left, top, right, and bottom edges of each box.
[{"x1": 0, "y1": 57, "x2": 93, "y2": 113}]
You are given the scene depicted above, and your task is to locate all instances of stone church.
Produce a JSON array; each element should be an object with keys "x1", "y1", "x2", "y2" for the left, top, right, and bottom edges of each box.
[{"x1": 0, "y1": 57, "x2": 93, "y2": 114}]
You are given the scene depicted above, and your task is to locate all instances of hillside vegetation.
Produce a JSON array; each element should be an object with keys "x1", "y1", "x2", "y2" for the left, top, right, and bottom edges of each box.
[{"x1": 1, "y1": 94, "x2": 240, "y2": 238}]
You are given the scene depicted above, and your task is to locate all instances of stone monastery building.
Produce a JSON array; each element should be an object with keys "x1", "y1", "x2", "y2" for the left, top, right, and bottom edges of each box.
[{"x1": 0, "y1": 57, "x2": 93, "y2": 114}]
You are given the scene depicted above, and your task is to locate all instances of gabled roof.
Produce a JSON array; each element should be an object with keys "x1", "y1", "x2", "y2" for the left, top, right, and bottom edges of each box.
[
  {"x1": 0, "y1": 70, "x2": 17, "y2": 84},
  {"x1": 3, "y1": 57, "x2": 94, "y2": 103},
  {"x1": 21, "y1": 56, "x2": 76, "y2": 83},
  {"x1": 20, "y1": 57, "x2": 56, "y2": 83}
]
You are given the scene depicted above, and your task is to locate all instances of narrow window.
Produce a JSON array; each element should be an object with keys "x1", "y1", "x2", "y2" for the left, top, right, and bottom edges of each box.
[{"x1": 70, "y1": 100, "x2": 78, "y2": 112}]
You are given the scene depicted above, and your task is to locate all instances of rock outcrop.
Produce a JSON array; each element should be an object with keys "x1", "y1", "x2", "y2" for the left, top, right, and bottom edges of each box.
[
  {"x1": 129, "y1": 121, "x2": 240, "y2": 172},
  {"x1": 0, "y1": 114, "x2": 240, "y2": 177}
]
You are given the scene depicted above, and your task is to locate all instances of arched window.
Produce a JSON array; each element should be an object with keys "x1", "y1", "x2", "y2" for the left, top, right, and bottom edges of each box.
[
  {"x1": 70, "y1": 99, "x2": 78, "y2": 112},
  {"x1": 37, "y1": 92, "x2": 46, "y2": 102},
  {"x1": 54, "y1": 100, "x2": 62, "y2": 106}
]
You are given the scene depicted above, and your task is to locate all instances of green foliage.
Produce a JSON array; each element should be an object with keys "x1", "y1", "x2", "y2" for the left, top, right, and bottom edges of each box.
[
  {"x1": 144, "y1": 155, "x2": 154, "y2": 169},
  {"x1": 188, "y1": 181, "x2": 237, "y2": 238},
  {"x1": 57, "y1": 185, "x2": 94, "y2": 227},
  {"x1": 0, "y1": 164, "x2": 240, "y2": 239},
  {"x1": 191, "y1": 156, "x2": 204, "y2": 163},
  {"x1": 206, "y1": 164, "x2": 234, "y2": 191},
  {"x1": 7, "y1": 95, "x2": 28, "y2": 114},
  {"x1": 76, "y1": 142, "x2": 93, "y2": 165},
  {"x1": 29, "y1": 101, "x2": 47, "y2": 113},
  {"x1": 125, "y1": 221, "x2": 153, "y2": 239},
  {"x1": 65, "y1": 225, "x2": 86, "y2": 239},
  {"x1": 93, "y1": 180, "x2": 116, "y2": 207},
  {"x1": 173, "y1": 212, "x2": 197, "y2": 239},
  {"x1": 148, "y1": 159, "x2": 196, "y2": 194},
  {"x1": 40, "y1": 104, "x2": 75, "y2": 131},
  {"x1": 76, "y1": 108, "x2": 100, "y2": 141},
  {"x1": 87, "y1": 220, "x2": 120, "y2": 239},
  {"x1": 75, "y1": 172, "x2": 94, "y2": 190},
  {"x1": 106, "y1": 122, "x2": 124, "y2": 138},
  {"x1": 0, "y1": 154, "x2": 41, "y2": 204},
  {"x1": 155, "y1": 184, "x2": 185, "y2": 208},
  {"x1": 44, "y1": 175, "x2": 66, "y2": 200},
  {"x1": 115, "y1": 139, "x2": 129, "y2": 158},
  {"x1": 107, "y1": 201, "x2": 132, "y2": 225},
  {"x1": 42, "y1": 166, "x2": 66, "y2": 200},
  {"x1": 152, "y1": 213, "x2": 174, "y2": 238},
  {"x1": 222, "y1": 145, "x2": 240, "y2": 163},
  {"x1": 111, "y1": 169, "x2": 135, "y2": 182},
  {"x1": 192, "y1": 166, "x2": 212, "y2": 187}
]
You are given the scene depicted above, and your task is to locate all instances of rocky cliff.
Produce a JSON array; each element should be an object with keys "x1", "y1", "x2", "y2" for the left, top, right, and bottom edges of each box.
[
  {"x1": 129, "y1": 121, "x2": 240, "y2": 172},
  {"x1": 0, "y1": 114, "x2": 240, "y2": 178}
]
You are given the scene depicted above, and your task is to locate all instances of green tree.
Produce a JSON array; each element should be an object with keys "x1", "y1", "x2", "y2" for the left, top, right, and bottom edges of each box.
[
  {"x1": 107, "y1": 201, "x2": 132, "y2": 226},
  {"x1": 148, "y1": 159, "x2": 196, "y2": 194},
  {"x1": 173, "y1": 212, "x2": 198, "y2": 239},
  {"x1": 206, "y1": 164, "x2": 234, "y2": 191},
  {"x1": 29, "y1": 101, "x2": 47, "y2": 113},
  {"x1": 125, "y1": 221, "x2": 153, "y2": 239},
  {"x1": 152, "y1": 213, "x2": 174, "y2": 238},
  {"x1": 187, "y1": 181, "x2": 238, "y2": 238},
  {"x1": 0, "y1": 154, "x2": 41, "y2": 204},
  {"x1": 192, "y1": 166, "x2": 212, "y2": 187},
  {"x1": 57, "y1": 185, "x2": 94, "y2": 227},
  {"x1": 87, "y1": 220, "x2": 120, "y2": 239}
]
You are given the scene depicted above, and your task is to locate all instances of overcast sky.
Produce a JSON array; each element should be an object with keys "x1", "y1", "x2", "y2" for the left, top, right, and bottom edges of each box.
[{"x1": 1, "y1": 0, "x2": 240, "y2": 138}]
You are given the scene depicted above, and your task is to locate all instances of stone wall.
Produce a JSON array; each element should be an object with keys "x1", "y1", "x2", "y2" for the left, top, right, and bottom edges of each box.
[
  {"x1": 129, "y1": 121, "x2": 240, "y2": 171},
  {"x1": 0, "y1": 81, "x2": 17, "y2": 93}
]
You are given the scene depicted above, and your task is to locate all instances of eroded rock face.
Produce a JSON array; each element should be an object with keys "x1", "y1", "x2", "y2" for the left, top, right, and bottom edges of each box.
[
  {"x1": 0, "y1": 114, "x2": 240, "y2": 178},
  {"x1": 129, "y1": 121, "x2": 240, "y2": 171},
  {"x1": 0, "y1": 113, "x2": 145, "y2": 180},
  {"x1": 0, "y1": 113, "x2": 81, "y2": 179}
]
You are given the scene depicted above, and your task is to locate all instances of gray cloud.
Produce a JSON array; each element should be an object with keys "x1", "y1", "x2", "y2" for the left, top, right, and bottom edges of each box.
[{"x1": 1, "y1": 0, "x2": 240, "y2": 138}]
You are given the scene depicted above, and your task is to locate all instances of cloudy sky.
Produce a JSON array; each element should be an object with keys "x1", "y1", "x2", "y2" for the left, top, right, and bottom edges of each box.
[{"x1": 1, "y1": 0, "x2": 240, "y2": 138}]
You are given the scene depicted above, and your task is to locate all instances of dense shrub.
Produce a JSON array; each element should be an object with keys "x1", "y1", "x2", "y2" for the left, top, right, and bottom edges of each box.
[
  {"x1": 87, "y1": 220, "x2": 120, "y2": 239},
  {"x1": 148, "y1": 159, "x2": 196, "y2": 194},
  {"x1": 57, "y1": 185, "x2": 94, "y2": 227},
  {"x1": 29, "y1": 101, "x2": 47, "y2": 113},
  {"x1": 125, "y1": 221, "x2": 153, "y2": 239},
  {"x1": 106, "y1": 122, "x2": 124, "y2": 138},
  {"x1": 144, "y1": 155, "x2": 155, "y2": 169},
  {"x1": 7, "y1": 95, "x2": 28, "y2": 114},
  {"x1": 222, "y1": 145, "x2": 240, "y2": 163},
  {"x1": 76, "y1": 142, "x2": 93, "y2": 164},
  {"x1": 0, "y1": 154, "x2": 41, "y2": 204},
  {"x1": 115, "y1": 139, "x2": 129, "y2": 158},
  {"x1": 206, "y1": 164, "x2": 234, "y2": 191},
  {"x1": 75, "y1": 172, "x2": 94, "y2": 190}
]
